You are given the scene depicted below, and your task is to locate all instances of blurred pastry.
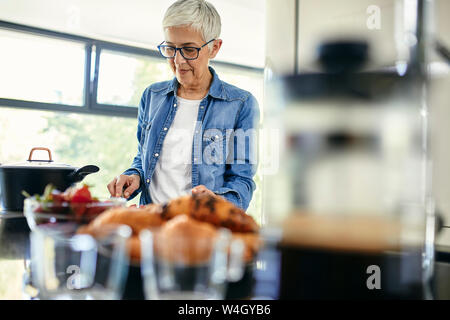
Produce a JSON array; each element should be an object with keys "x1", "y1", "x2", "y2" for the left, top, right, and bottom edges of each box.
[
  {"x1": 154, "y1": 215, "x2": 217, "y2": 265},
  {"x1": 80, "y1": 204, "x2": 164, "y2": 235},
  {"x1": 77, "y1": 204, "x2": 164, "y2": 263},
  {"x1": 162, "y1": 193, "x2": 259, "y2": 233},
  {"x1": 232, "y1": 232, "x2": 263, "y2": 263},
  {"x1": 77, "y1": 195, "x2": 262, "y2": 264},
  {"x1": 127, "y1": 235, "x2": 142, "y2": 262}
]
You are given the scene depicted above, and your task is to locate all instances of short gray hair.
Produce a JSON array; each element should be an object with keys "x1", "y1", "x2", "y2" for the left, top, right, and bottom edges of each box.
[{"x1": 163, "y1": 0, "x2": 221, "y2": 49}]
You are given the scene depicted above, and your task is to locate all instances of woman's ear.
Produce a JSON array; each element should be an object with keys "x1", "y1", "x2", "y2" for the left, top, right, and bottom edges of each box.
[{"x1": 209, "y1": 39, "x2": 223, "y2": 59}]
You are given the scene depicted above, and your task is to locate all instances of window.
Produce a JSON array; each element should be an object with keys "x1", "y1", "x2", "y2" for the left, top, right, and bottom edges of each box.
[
  {"x1": 0, "y1": 29, "x2": 85, "y2": 106},
  {"x1": 97, "y1": 50, "x2": 172, "y2": 107},
  {"x1": 0, "y1": 21, "x2": 264, "y2": 224},
  {"x1": 0, "y1": 106, "x2": 140, "y2": 206}
]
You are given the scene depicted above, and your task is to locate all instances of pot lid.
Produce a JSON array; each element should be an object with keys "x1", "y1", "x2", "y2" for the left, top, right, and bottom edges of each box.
[{"x1": 0, "y1": 148, "x2": 76, "y2": 170}]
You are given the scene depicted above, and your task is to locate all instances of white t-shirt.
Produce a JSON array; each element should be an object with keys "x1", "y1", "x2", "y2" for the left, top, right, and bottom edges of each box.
[{"x1": 149, "y1": 96, "x2": 201, "y2": 204}]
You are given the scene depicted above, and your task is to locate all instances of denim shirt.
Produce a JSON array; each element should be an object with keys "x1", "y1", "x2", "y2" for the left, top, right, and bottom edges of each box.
[{"x1": 123, "y1": 66, "x2": 259, "y2": 211}]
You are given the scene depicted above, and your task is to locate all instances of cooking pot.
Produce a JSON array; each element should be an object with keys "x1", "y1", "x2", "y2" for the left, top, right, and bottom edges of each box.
[{"x1": 0, "y1": 147, "x2": 99, "y2": 212}]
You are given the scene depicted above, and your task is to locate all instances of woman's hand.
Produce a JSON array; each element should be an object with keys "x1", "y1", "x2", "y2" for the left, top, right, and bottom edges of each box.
[
  {"x1": 191, "y1": 185, "x2": 215, "y2": 197},
  {"x1": 107, "y1": 174, "x2": 140, "y2": 199}
]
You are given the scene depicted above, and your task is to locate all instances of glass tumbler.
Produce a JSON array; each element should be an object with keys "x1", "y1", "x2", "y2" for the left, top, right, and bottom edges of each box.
[
  {"x1": 140, "y1": 228, "x2": 245, "y2": 300},
  {"x1": 30, "y1": 223, "x2": 131, "y2": 300}
]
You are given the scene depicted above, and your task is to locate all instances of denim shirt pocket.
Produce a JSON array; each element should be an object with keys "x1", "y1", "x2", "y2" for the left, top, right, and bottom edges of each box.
[{"x1": 202, "y1": 128, "x2": 227, "y2": 166}]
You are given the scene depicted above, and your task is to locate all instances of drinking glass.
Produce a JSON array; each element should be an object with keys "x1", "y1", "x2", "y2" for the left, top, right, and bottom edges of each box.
[
  {"x1": 140, "y1": 228, "x2": 245, "y2": 300},
  {"x1": 30, "y1": 222, "x2": 131, "y2": 300}
]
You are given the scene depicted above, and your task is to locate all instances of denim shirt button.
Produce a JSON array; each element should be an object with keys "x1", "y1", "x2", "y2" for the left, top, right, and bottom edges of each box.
[
  {"x1": 146, "y1": 179, "x2": 150, "y2": 184},
  {"x1": 154, "y1": 153, "x2": 159, "y2": 157},
  {"x1": 164, "y1": 127, "x2": 168, "y2": 131}
]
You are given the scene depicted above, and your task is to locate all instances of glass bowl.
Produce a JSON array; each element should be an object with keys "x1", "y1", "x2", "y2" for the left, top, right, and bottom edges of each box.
[{"x1": 24, "y1": 197, "x2": 127, "y2": 231}]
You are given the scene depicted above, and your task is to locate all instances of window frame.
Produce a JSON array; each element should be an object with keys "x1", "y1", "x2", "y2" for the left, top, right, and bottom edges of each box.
[{"x1": 0, "y1": 20, "x2": 263, "y2": 119}]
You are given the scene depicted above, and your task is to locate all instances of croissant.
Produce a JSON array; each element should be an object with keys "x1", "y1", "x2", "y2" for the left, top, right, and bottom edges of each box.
[
  {"x1": 78, "y1": 204, "x2": 164, "y2": 235},
  {"x1": 78, "y1": 194, "x2": 261, "y2": 263},
  {"x1": 161, "y1": 193, "x2": 259, "y2": 233},
  {"x1": 77, "y1": 204, "x2": 164, "y2": 263}
]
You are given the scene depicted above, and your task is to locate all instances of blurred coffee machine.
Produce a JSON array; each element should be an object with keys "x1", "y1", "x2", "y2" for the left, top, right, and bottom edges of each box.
[{"x1": 256, "y1": 0, "x2": 436, "y2": 299}]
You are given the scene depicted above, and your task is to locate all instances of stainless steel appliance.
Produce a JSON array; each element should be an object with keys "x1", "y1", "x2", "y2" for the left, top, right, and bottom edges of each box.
[{"x1": 256, "y1": 0, "x2": 438, "y2": 299}]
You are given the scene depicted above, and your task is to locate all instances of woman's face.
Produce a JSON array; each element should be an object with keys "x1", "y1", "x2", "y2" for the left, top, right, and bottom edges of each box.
[{"x1": 164, "y1": 25, "x2": 221, "y2": 88}]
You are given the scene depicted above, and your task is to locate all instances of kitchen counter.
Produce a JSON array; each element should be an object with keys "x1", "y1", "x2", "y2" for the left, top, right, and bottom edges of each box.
[
  {"x1": 0, "y1": 213, "x2": 449, "y2": 300},
  {"x1": 0, "y1": 213, "x2": 30, "y2": 299}
]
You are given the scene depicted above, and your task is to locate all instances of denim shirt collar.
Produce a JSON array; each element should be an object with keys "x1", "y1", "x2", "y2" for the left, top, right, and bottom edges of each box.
[{"x1": 162, "y1": 66, "x2": 225, "y2": 100}]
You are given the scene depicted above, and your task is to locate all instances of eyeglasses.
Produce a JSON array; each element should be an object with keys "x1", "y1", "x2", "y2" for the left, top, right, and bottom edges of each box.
[{"x1": 157, "y1": 39, "x2": 216, "y2": 60}]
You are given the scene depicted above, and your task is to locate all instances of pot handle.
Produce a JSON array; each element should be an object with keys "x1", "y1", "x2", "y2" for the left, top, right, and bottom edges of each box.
[
  {"x1": 28, "y1": 147, "x2": 53, "y2": 162},
  {"x1": 68, "y1": 165, "x2": 100, "y2": 183}
]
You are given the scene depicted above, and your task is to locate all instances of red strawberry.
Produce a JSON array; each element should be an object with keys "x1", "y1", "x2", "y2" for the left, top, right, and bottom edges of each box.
[{"x1": 71, "y1": 185, "x2": 92, "y2": 203}]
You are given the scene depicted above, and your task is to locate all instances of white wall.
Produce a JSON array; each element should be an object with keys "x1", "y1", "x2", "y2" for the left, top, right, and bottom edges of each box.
[
  {"x1": 264, "y1": 0, "x2": 297, "y2": 75},
  {"x1": 297, "y1": 0, "x2": 397, "y2": 70},
  {"x1": 266, "y1": 0, "x2": 450, "y2": 71},
  {"x1": 0, "y1": 0, "x2": 265, "y2": 68}
]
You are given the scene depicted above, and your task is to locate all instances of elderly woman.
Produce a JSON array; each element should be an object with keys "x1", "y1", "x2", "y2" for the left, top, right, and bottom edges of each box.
[{"x1": 107, "y1": 0, "x2": 259, "y2": 210}]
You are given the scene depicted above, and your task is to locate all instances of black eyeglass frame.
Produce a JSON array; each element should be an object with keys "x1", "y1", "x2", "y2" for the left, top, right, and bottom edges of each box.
[{"x1": 157, "y1": 39, "x2": 216, "y2": 60}]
